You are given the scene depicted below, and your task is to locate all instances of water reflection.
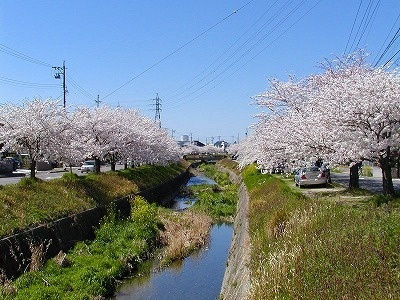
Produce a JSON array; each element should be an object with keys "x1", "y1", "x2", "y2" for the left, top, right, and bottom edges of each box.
[
  {"x1": 170, "y1": 175, "x2": 217, "y2": 211},
  {"x1": 115, "y1": 223, "x2": 232, "y2": 300},
  {"x1": 186, "y1": 175, "x2": 217, "y2": 186},
  {"x1": 170, "y1": 196, "x2": 196, "y2": 211}
]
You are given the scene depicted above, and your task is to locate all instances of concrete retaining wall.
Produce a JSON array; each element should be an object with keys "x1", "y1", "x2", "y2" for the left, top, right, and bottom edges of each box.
[
  {"x1": 0, "y1": 169, "x2": 190, "y2": 280},
  {"x1": 219, "y1": 168, "x2": 251, "y2": 300}
]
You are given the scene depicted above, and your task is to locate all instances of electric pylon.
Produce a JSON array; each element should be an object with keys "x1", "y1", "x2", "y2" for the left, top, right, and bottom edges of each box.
[{"x1": 153, "y1": 93, "x2": 162, "y2": 128}]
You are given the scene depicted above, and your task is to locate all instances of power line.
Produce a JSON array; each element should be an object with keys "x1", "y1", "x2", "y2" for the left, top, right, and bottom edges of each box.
[
  {"x1": 354, "y1": 0, "x2": 380, "y2": 49},
  {"x1": 164, "y1": 0, "x2": 321, "y2": 109},
  {"x1": 344, "y1": 0, "x2": 363, "y2": 54},
  {"x1": 67, "y1": 76, "x2": 97, "y2": 101},
  {"x1": 373, "y1": 13, "x2": 400, "y2": 65},
  {"x1": 102, "y1": 0, "x2": 255, "y2": 101},
  {"x1": 346, "y1": 0, "x2": 381, "y2": 54},
  {"x1": 374, "y1": 26, "x2": 400, "y2": 67},
  {"x1": 164, "y1": 0, "x2": 281, "y2": 101},
  {"x1": 0, "y1": 76, "x2": 58, "y2": 88},
  {"x1": 164, "y1": 0, "x2": 299, "y2": 107},
  {"x1": 382, "y1": 48, "x2": 400, "y2": 68},
  {"x1": 0, "y1": 43, "x2": 52, "y2": 67}
]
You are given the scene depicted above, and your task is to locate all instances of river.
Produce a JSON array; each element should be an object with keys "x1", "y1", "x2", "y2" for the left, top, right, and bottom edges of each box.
[{"x1": 114, "y1": 175, "x2": 233, "y2": 299}]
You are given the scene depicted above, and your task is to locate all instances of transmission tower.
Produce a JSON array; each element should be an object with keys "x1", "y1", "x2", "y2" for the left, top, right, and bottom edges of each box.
[
  {"x1": 153, "y1": 93, "x2": 162, "y2": 128},
  {"x1": 95, "y1": 94, "x2": 101, "y2": 107}
]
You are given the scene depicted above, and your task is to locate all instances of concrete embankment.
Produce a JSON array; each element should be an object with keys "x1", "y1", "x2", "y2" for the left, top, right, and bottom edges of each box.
[
  {"x1": 219, "y1": 166, "x2": 251, "y2": 300},
  {"x1": 0, "y1": 169, "x2": 190, "y2": 280}
]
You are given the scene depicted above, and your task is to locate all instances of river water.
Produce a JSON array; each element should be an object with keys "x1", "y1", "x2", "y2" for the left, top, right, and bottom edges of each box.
[{"x1": 114, "y1": 175, "x2": 233, "y2": 300}]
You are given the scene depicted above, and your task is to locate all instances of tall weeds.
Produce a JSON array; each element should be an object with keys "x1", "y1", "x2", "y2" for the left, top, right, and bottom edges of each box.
[
  {"x1": 158, "y1": 209, "x2": 212, "y2": 266},
  {"x1": 244, "y1": 164, "x2": 400, "y2": 299}
]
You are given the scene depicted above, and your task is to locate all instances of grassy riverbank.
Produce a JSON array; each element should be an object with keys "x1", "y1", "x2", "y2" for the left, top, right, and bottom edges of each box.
[
  {"x1": 0, "y1": 161, "x2": 237, "y2": 299},
  {"x1": 241, "y1": 164, "x2": 400, "y2": 299},
  {"x1": 0, "y1": 162, "x2": 187, "y2": 238},
  {"x1": 0, "y1": 196, "x2": 214, "y2": 299}
]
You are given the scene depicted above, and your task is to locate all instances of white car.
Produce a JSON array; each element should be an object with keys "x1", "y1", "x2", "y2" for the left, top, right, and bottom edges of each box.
[
  {"x1": 80, "y1": 160, "x2": 95, "y2": 173},
  {"x1": 294, "y1": 166, "x2": 327, "y2": 187}
]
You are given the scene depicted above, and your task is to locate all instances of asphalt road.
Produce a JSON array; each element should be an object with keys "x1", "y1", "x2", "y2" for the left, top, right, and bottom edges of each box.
[
  {"x1": 0, "y1": 164, "x2": 125, "y2": 185},
  {"x1": 330, "y1": 172, "x2": 400, "y2": 194}
]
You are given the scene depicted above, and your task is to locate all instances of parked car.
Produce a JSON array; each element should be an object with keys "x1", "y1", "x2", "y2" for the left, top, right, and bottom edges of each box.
[
  {"x1": 294, "y1": 166, "x2": 327, "y2": 187},
  {"x1": 80, "y1": 160, "x2": 95, "y2": 173},
  {"x1": 5, "y1": 157, "x2": 20, "y2": 171}
]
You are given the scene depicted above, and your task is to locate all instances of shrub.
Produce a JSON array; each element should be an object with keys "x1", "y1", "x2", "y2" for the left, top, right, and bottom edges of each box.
[{"x1": 130, "y1": 196, "x2": 159, "y2": 240}]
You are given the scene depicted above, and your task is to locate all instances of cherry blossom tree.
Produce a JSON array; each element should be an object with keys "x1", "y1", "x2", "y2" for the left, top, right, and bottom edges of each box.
[
  {"x1": 117, "y1": 108, "x2": 180, "y2": 167},
  {"x1": 0, "y1": 98, "x2": 67, "y2": 178},
  {"x1": 0, "y1": 99, "x2": 180, "y2": 177},
  {"x1": 238, "y1": 51, "x2": 400, "y2": 195},
  {"x1": 70, "y1": 106, "x2": 179, "y2": 172}
]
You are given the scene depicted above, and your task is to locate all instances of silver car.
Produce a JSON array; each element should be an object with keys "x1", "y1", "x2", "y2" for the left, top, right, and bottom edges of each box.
[
  {"x1": 294, "y1": 166, "x2": 327, "y2": 187},
  {"x1": 80, "y1": 160, "x2": 95, "y2": 173}
]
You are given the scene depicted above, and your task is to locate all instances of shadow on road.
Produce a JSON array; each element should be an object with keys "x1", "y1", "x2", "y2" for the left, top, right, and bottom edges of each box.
[
  {"x1": 331, "y1": 172, "x2": 400, "y2": 194},
  {"x1": 0, "y1": 172, "x2": 26, "y2": 178}
]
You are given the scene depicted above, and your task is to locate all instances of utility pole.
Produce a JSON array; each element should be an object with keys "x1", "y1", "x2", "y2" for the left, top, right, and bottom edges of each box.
[
  {"x1": 52, "y1": 61, "x2": 67, "y2": 108},
  {"x1": 152, "y1": 93, "x2": 162, "y2": 128}
]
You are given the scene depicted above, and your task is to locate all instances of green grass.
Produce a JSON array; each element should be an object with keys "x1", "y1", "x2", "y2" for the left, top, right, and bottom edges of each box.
[
  {"x1": 1, "y1": 196, "x2": 160, "y2": 300},
  {"x1": 190, "y1": 184, "x2": 237, "y2": 221},
  {"x1": 0, "y1": 161, "x2": 234, "y2": 298},
  {"x1": 0, "y1": 163, "x2": 185, "y2": 238},
  {"x1": 189, "y1": 163, "x2": 238, "y2": 222},
  {"x1": 243, "y1": 164, "x2": 400, "y2": 299},
  {"x1": 117, "y1": 163, "x2": 185, "y2": 190}
]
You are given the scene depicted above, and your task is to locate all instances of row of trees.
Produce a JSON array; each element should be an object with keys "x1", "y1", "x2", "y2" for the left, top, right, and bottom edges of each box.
[
  {"x1": 236, "y1": 51, "x2": 400, "y2": 195},
  {"x1": 0, "y1": 99, "x2": 180, "y2": 178}
]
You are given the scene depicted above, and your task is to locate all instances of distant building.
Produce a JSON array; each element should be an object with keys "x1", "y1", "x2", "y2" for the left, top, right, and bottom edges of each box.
[{"x1": 177, "y1": 134, "x2": 190, "y2": 147}]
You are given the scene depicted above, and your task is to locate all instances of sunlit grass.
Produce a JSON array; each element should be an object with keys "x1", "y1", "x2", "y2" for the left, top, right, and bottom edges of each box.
[
  {"x1": 188, "y1": 163, "x2": 238, "y2": 222},
  {"x1": 0, "y1": 163, "x2": 184, "y2": 238},
  {"x1": 243, "y1": 164, "x2": 400, "y2": 299},
  {"x1": 1, "y1": 196, "x2": 159, "y2": 299}
]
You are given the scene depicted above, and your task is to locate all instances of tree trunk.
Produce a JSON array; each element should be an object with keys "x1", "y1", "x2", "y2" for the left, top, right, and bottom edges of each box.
[
  {"x1": 30, "y1": 159, "x2": 36, "y2": 178},
  {"x1": 110, "y1": 153, "x2": 116, "y2": 172},
  {"x1": 349, "y1": 162, "x2": 359, "y2": 188},
  {"x1": 379, "y1": 146, "x2": 395, "y2": 195},
  {"x1": 94, "y1": 157, "x2": 101, "y2": 173}
]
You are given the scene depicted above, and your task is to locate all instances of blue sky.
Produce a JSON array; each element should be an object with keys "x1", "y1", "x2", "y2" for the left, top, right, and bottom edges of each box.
[{"x1": 1, "y1": 1, "x2": 399, "y2": 144}]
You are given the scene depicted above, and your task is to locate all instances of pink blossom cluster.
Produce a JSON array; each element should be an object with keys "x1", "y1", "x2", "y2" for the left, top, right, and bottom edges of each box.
[
  {"x1": 0, "y1": 99, "x2": 180, "y2": 167},
  {"x1": 237, "y1": 51, "x2": 400, "y2": 177}
]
